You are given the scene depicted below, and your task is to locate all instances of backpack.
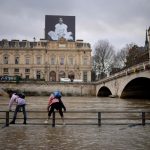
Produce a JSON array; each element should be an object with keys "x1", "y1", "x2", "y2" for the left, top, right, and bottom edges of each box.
[
  {"x1": 18, "y1": 93, "x2": 25, "y2": 99},
  {"x1": 53, "y1": 91, "x2": 62, "y2": 98}
]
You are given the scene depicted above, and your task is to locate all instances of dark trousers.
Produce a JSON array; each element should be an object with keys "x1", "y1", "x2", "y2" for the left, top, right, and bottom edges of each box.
[
  {"x1": 12, "y1": 104, "x2": 27, "y2": 123},
  {"x1": 48, "y1": 102, "x2": 63, "y2": 118}
]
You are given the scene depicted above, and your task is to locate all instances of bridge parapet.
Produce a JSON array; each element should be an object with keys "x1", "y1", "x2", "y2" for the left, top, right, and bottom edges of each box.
[{"x1": 96, "y1": 61, "x2": 150, "y2": 84}]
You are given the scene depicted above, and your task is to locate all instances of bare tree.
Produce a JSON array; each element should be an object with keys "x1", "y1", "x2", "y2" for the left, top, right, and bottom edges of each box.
[
  {"x1": 113, "y1": 47, "x2": 129, "y2": 69},
  {"x1": 110, "y1": 43, "x2": 136, "y2": 74},
  {"x1": 93, "y1": 40, "x2": 115, "y2": 79}
]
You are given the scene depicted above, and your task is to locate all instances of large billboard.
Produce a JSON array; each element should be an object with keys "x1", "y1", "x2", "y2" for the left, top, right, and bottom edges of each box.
[{"x1": 45, "y1": 15, "x2": 75, "y2": 41}]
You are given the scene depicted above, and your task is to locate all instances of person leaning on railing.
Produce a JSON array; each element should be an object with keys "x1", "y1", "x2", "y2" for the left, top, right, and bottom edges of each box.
[
  {"x1": 45, "y1": 91, "x2": 66, "y2": 125},
  {"x1": 8, "y1": 92, "x2": 27, "y2": 124}
]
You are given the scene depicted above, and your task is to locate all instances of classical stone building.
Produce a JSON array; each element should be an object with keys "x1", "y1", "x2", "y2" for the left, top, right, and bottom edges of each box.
[{"x1": 0, "y1": 38, "x2": 92, "y2": 82}]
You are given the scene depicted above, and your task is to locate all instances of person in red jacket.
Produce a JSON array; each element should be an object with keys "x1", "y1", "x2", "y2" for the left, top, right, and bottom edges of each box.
[{"x1": 45, "y1": 91, "x2": 66, "y2": 125}]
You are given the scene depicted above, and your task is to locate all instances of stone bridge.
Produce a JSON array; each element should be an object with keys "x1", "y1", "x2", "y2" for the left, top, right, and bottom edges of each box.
[{"x1": 96, "y1": 61, "x2": 150, "y2": 98}]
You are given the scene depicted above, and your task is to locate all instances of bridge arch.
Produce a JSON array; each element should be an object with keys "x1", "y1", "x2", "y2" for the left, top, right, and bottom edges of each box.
[
  {"x1": 96, "y1": 64, "x2": 150, "y2": 99},
  {"x1": 97, "y1": 86, "x2": 112, "y2": 97},
  {"x1": 120, "y1": 77, "x2": 150, "y2": 99}
]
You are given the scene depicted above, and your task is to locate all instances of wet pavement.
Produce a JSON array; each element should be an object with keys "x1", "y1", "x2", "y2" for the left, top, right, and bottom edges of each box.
[{"x1": 0, "y1": 125, "x2": 150, "y2": 150}]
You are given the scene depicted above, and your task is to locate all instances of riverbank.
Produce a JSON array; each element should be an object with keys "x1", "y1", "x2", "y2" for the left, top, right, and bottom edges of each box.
[{"x1": 0, "y1": 81, "x2": 96, "y2": 96}]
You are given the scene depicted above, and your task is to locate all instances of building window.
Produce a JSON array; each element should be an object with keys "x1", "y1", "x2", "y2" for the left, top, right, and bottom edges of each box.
[
  {"x1": 3, "y1": 40, "x2": 9, "y2": 47},
  {"x1": 25, "y1": 57, "x2": 30, "y2": 64},
  {"x1": 3, "y1": 56, "x2": 8, "y2": 64},
  {"x1": 36, "y1": 70, "x2": 41, "y2": 79},
  {"x1": 60, "y1": 57, "x2": 64, "y2": 65},
  {"x1": 15, "y1": 56, "x2": 19, "y2": 64},
  {"x1": 14, "y1": 68, "x2": 19, "y2": 73},
  {"x1": 26, "y1": 41, "x2": 30, "y2": 48},
  {"x1": 25, "y1": 75, "x2": 29, "y2": 79},
  {"x1": 25, "y1": 69, "x2": 30, "y2": 73},
  {"x1": 3, "y1": 68, "x2": 8, "y2": 73},
  {"x1": 51, "y1": 57, "x2": 55, "y2": 65},
  {"x1": 68, "y1": 57, "x2": 73, "y2": 65},
  {"x1": 83, "y1": 57, "x2": 88, "y2": 65},
  {"x1": 37, "y1": 57, "x2": 41, "y2": 65},
  {"x1": 49, "y1": 71, "x2": 56, "y2": 82},
  {"x1": 83, "y1": 71, "x2": 87, "y2": 82},
  {"x1": 14, "y1": 41, "x2": 19, "y2": 47}
]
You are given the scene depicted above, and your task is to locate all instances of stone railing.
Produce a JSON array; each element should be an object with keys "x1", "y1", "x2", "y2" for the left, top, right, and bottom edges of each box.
[{"x1": 96, "y1": 61, "x2": 150, "y2": 84}]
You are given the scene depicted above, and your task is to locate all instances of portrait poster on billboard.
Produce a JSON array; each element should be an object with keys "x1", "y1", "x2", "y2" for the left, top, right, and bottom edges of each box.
[{"x1": 45, "y1": 15, "x2": 75, "y2": 41}]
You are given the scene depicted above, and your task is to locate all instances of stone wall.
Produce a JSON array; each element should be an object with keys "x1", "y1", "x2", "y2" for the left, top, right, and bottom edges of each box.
[{"x1": 0, "y1": 81, "x2": 96, "y2": 96}]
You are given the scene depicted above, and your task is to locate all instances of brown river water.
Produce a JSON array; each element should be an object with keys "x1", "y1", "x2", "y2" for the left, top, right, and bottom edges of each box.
[{"x1": 0, "y1": 96, "x2": 150, "y2": 150}]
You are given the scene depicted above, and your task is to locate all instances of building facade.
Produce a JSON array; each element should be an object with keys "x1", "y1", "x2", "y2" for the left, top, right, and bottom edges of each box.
[{"x1": 0, "y1": 38, "x2": 92, "y2": 82}]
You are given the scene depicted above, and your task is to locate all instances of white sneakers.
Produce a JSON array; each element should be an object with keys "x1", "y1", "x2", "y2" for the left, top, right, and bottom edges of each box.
[
  {"x1": 44, "y1": 119, "x2": 66, "y2": 125},
  {"x1": 44, "y1": 119, "x2": 49, "y2": 124},
  {"x1": 63, "y1": 121, "x2": 66, "y2": 126}
]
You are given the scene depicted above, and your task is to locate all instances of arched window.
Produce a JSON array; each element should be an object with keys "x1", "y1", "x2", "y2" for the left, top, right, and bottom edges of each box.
[
  {"x1": 25, "y1": 55, "x2": 30, "y2": 65},
  {"x1": 3, "y1": 55, "x2": 9, "y2": 64},
  {"x1": 15, "y1": 56, "x2": 19, "y2": 64},
  {"x1": 68, "y1": 71, "x2": 75, "y2": 81},
  {"x1": 36, "y1": 70, "x2": 41, "y2": 80},
  {"x1": 49, "y1": 71, "x2": 56, "y2": 82}
]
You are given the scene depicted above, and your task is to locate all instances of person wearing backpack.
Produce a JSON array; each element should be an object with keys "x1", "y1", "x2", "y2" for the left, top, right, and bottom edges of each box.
[
  {"x1": 45, "y1": 91, "x2": 66, "y2": 125},
  {"x1": 9, "y1": 93, "x2": 27, "y2": 124}
]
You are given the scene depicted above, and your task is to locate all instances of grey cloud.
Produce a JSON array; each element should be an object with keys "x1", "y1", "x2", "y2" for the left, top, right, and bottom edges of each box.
[{"x1": 0, "y1": 0, "x2": 149, "y2": 50}]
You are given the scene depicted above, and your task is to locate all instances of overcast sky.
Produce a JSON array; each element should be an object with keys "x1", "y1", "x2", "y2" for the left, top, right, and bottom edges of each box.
[{"x1": 0, "y1": 0, "x2": 149, "y2": 51}]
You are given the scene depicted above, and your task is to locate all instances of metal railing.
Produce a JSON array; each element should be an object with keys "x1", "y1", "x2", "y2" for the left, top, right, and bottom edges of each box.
[{"x1": 0, "y1": 110, "x2": 150, "y2": 127}]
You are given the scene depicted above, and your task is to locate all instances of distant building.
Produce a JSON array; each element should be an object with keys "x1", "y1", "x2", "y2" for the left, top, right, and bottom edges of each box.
[
  {"x1": 0, "y1": 38, "x2": 92, "y2": 82},
  {"x1": 125, "y1": 28, "x2": 150, "y2": 68},
  {"x1": 125, "y1": 45, "x2": 149, "y2": 67},
  {"x1": 109, "y1": 27, "x2": 150, "y2": 75}
]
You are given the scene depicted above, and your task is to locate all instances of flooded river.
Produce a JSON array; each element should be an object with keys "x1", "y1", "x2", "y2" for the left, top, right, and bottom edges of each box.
[{"x1": 0, "y1": 96, "x2": 150, "y2": 150}]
